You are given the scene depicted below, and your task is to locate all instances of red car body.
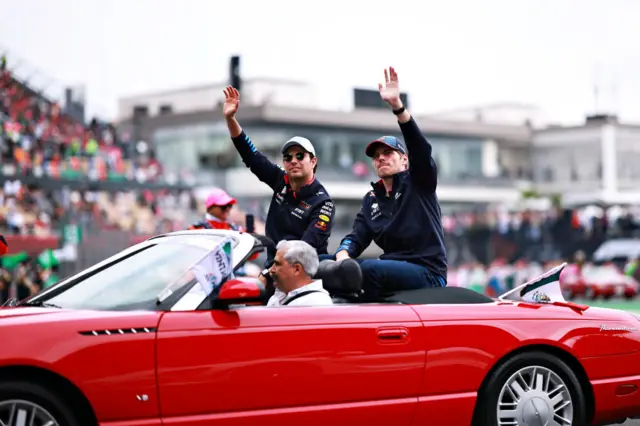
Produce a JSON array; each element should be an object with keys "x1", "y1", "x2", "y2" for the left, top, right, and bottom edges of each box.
[
  {"x1": 583, "y1": 265, "x2": 640, "y2": 300},
  {"x1": 2, "y1": 230, "x2": 640, "y2": 426}
]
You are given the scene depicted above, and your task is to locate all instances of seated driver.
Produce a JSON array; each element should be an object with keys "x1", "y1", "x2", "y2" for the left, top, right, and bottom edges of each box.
[{"x1": 266, "y1": 240, "x2": 333, "y2": 307}]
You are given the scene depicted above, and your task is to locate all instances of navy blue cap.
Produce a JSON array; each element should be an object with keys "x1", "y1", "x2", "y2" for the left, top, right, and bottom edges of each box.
[{"x1": 365, "y1": 136, "x2": 407, "y2": 157}]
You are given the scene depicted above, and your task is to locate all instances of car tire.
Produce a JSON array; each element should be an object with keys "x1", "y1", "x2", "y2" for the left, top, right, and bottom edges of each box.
[
  {"x1": 474, "y1": 351, "x2": 588, "y2": 426},
  {"x1": 0, "y1": 380, "x2": 83, "y2": 426}
]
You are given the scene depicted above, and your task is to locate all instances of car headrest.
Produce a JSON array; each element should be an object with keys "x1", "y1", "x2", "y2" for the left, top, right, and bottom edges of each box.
[{"x1": 315, "y1": 259, "x2": 362, "y2": 295}]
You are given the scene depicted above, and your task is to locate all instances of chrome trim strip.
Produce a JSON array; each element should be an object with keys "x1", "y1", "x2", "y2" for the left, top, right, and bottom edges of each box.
[{"x1": 79, "y1": 327, "x2": 157, "y2": 336}]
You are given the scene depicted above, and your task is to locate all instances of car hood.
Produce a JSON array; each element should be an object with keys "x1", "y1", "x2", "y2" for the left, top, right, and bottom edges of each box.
[
  {"x1": 0, "y1": 306, "x2": 162, "y2": 329},
  {"x1": 0, "y1": 307, "x2": 63, "y2": 319}
]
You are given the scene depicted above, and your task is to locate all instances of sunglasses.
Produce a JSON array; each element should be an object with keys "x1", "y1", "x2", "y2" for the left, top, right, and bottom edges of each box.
[
  {"x1": 283, "y1": 152, "x2": 306, "y2": 162},
  {"x1": 214, "y1": 204, "x2": 233, "y2": 210}
]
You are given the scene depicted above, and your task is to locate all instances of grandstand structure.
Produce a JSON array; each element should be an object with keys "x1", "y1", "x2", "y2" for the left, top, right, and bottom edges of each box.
[
  {"x1": 117, "y1": 73, "x2": 640, "y2": 207},
  {"x1": 532, "y1": 114, "x2": 640, "y2": 206},
  {"x1": 114, "y1": 57, "x2": 640, "y2": 258},
  {"x1": 115, "y1": 79, "x2": 534, "y2": 206},
  {"x1": 114, "y1": 64, "x2": 541, "y2": 256}
]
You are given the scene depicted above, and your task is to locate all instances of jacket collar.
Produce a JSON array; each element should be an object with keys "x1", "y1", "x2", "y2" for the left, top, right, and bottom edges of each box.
[
  {"x1": 370, "y1": 170, "x2": 408, "y2": 197},
  {"x1": 284, "y1": 174, "x2": 321, "y2": 198}
]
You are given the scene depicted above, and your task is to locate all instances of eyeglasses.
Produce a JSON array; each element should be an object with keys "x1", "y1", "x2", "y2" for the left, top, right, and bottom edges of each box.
[
  {"x1": 215, "y1": 204, "x2": 233, "y2": 210},
  {"x1": 283, "y1": 152, "x2": 306, "y2": 162}
]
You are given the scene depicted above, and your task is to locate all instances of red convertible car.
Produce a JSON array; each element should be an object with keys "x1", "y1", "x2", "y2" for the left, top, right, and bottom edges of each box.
[{"x1": 2, "y1": 229, "x2": 640, "y2": 426}]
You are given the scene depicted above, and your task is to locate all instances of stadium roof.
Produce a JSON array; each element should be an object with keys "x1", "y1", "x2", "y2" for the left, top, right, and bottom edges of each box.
[{"x1": 120, "y1": 104, "x2": 532, "y2": 145}]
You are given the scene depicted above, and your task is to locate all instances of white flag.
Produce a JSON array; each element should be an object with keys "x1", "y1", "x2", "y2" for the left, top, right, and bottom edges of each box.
[
  {"x1": 190, "y1": 238, "x2": 234, "y2": 296},
  {"x1": 499, "y1": 262, "x2": 567, "y2": 304}
]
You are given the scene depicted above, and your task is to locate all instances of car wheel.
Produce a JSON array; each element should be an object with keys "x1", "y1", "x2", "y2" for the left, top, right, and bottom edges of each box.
[
  {"x1": 474, "y1": 351, "x2": 588, "y2": 426},
  {"x1": 0, "y1": 380, "x2": 82, "y2": 426}
]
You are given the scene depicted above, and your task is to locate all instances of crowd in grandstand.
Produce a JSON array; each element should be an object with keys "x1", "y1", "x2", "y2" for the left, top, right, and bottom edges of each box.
[
  {"x1": 1, "y1": 55, "x2": 163, "y2": 184},
  {"x1": 0, "y1": 54, "x2": 189, "y2": 303}
]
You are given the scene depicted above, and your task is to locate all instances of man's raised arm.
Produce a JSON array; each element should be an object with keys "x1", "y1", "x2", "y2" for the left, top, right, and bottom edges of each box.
[
  {"x1": 223, "y1": 86, "x2": 284, "y2": 190},
  {"x1": 378, "y1": 67, "x2": 437, "y2": 192}
]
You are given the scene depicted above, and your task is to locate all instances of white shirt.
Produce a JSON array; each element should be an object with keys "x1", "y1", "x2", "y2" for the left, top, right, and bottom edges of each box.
[{"x1": 267, "y1": 280, "x2": 333, "y2": 307}]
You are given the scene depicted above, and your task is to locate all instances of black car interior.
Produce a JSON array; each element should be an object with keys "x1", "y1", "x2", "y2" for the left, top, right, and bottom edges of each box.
[
  {"x1": 209, "y1": 232, "x2": 496, "y2": 307},
  {"x1": 314, "y1": 259, "x2": 363, "y2": 302},
  {"x1": 315, "y1": 258, "x2": 494, "y2": 305}
]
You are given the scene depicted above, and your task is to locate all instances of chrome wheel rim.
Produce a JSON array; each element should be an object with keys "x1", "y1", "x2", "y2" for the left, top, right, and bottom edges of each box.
[
  {"x1": 0, "y1": 400, "x2": 58, "y2": 426},
  {"x1": 497, "y1": 365, "x2": 573, "y2": 426}
]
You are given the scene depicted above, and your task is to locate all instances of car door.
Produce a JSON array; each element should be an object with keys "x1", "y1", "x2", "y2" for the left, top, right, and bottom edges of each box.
[
  {"x1": 408, "y1": 304, "x2": 500, "y2": 426},
  {"x1": 156, "y1": 304, "x2": 425, "y2": 426}
]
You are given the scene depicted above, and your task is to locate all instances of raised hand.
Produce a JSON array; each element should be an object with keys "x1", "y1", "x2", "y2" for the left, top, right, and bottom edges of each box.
[
  {"x1": 223, "y1": 86, "x2": 240, "y2": 119},
  {"x1": 378, "y1": 67, "x2": 403, "y2": 109}
]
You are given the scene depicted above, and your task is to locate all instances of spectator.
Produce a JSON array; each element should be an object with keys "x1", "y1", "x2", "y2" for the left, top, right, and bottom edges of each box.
[
  {"x1": 0, "y1": 267, "x2": 10, "y2": 304},
  {"x1": 189, "y1": 188, "x2": 243, "y2": 231},
  {"x1": 13, "y1": 262, "x2": 40, "y2": 300},
  {"x1": 0, "y1": 60, "x2": 166, "y2": 185}
]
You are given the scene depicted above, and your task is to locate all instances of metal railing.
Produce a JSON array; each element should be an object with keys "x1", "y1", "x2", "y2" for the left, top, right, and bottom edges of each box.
[{"x1": 0, "y1": 45, "x2": 66, "y2": 105}]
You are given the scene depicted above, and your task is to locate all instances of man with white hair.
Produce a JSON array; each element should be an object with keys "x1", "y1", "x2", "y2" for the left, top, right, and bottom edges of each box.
[{"x1": 266, "y1": 240, "x2": 333, "y2": 307}]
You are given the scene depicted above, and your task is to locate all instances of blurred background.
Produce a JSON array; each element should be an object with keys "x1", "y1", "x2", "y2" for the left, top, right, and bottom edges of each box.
[{"x1": 2, "y1": 0, "x2": 640, "y2": 310}]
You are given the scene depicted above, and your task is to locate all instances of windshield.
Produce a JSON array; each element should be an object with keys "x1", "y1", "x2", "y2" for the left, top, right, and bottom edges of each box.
[{"x1": 41, "y1": 242, "x2": 215, "y2": 311}]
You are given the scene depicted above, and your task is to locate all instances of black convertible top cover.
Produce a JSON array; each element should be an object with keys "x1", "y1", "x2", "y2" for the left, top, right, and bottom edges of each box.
[{"x1": 382, "y1": 286, "x2": 495, "y2": 305}]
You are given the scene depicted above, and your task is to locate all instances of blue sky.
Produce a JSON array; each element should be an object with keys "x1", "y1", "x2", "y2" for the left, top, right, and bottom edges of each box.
[{"x1": 1, "y1": 0, "x2": 638, "y2": 124}]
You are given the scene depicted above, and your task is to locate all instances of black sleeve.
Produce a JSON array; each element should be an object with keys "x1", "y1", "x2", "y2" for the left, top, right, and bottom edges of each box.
[
  {"x1": 231, "y1": 131, "x2": 285, "y2": 190},
  {"x1": 398, "y1": 116, "x2": 438, "y2": 192},
  {"x1": 336, "y1": 195, "x2": 374, "y2": 258},
  {"x1": 301, "y1": 199, "x2": 335, "y2": 251}
]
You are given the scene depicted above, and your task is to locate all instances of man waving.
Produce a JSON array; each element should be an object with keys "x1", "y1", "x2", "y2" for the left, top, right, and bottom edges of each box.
[
  {"x1": 334, "y1": 67, "x2": 447, "y2": 301},
  {"x1": 222, "y1": 86, "x2": 334, "y2": 274}
]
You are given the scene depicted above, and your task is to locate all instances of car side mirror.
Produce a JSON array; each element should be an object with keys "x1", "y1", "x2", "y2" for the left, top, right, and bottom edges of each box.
[{"x1": 215, "y1": 277, "x2": 265, "y2": 308}]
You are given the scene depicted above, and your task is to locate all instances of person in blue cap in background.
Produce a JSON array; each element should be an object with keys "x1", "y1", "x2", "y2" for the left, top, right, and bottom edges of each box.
[{"x1": 332, "y1": 66, "x2": 447, "y2": 301}]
